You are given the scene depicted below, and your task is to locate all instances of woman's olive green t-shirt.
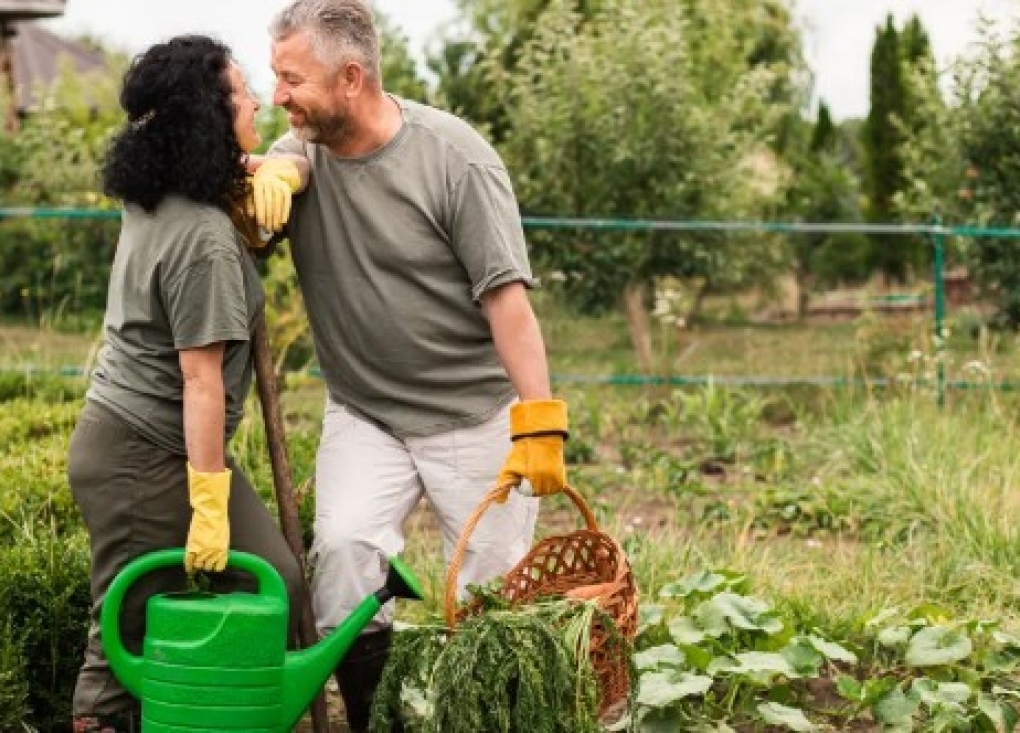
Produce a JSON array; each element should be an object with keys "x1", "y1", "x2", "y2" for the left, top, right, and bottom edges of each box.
[{"x1": 87, "y1": 196, "x2": 264, "y2": 455}]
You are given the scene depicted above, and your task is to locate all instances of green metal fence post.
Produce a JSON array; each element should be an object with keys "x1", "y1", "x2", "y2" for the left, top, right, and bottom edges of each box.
[{"x1": 931, "y1": 214, "x2": 947, "y2": 408}]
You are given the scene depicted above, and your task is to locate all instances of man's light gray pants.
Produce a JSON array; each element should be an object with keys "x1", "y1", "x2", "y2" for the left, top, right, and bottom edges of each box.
[{"x1": 310, "y1": 400, "x2": 538, "y2": 634}]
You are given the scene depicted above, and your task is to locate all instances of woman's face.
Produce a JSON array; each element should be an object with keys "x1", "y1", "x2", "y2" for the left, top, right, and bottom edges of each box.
[{"x1": 228, "y1": 62, "x2": 261, "y2": 154}]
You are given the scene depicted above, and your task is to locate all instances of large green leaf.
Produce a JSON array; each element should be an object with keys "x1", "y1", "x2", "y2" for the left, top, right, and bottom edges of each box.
[
  {"x1": 904, "y1": 626, "x2": 973, "y2": 667},
  {"x1": 781, "y1": 640, "x2": 823, "y2": 677},
  {"x1": 669, "y1": 615, "x2": 708, "y2": 644},
  {"x1": 708, "y1": 651, "x2": 799, "y2": 679},
  {"x1": 803, "y1": 634, "x2": 858, "y2": 664},
  {"x1": 877, "y1": 625, "x2": 913, "y2": 648},
  {"x1": 695, "y1": 593, "x2": 784, "y2": 636},
  {"x1": 873, "y1": 686, "x2": 920, "y2": 726},
  {"x1": 636, "y1": 670, "x2": 714, "y2": 708},
  {"x1": 757, "y1": 702, "x2": 819, "y2": 731},
  {"x1": 639, "y1": 604, "x2": 666, "y2": 631},
  {"x1": 909, "y1": 678, "x2": 971, "y2": 707},
  {"x1": 978, "y1": 692, "x2": 1019, "y2": 733},
  {"x1": 634, "y1": 644, "x2": 686, "y2": 672},
  {"x1": 659, "y1": 569, "x2": 745, "y2": 599}
]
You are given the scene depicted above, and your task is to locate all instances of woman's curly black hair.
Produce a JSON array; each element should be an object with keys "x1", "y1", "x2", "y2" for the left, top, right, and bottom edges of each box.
[{"x1": 102, "y1": 35, "x2": 248, "y2": 212}]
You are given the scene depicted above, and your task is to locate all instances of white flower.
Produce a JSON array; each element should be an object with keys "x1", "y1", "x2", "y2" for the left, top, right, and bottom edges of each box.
[{"x1": 963, "y1": 360, "x2": 990, "y2": 376}]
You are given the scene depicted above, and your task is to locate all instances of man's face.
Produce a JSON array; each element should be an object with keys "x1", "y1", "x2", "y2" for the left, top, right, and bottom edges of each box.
[{"x1": 271, "y1": 30, "x2": 351, "y2": 147}]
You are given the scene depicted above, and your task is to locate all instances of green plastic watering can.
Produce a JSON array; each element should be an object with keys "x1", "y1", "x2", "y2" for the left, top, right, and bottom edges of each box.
[{"x1": 101, "y1": 549, "x2": 422, "y2": 732}]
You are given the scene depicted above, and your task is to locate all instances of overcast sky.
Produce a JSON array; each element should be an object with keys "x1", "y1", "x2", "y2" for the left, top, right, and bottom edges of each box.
[{"x1": 44, "y1": 0, "x2": 1019, "y2": 121}]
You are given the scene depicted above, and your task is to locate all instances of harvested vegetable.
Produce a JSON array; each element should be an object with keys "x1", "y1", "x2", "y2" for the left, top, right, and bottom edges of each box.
[{"x1": 370, "y1": 594, "x2": 628, "y2": 733}]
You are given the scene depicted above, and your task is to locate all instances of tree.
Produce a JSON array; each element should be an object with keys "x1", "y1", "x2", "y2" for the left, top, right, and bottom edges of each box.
[
  {"x1": 783, "y1": 102, "x2": 865, "y2": 316},
  {"x1": 938, "y1": 25, "x2": 1020, "y2": 327},
  {"x1": 376, "y1": 8, "x2": 428, "y2": 102},
  {"x1": 499, "y1": 0, "x2": 802, "y2": 372},
  {"x1": 863, "y1": 16, "x2": 908, "y2": 281},
  {"x1": 430, "y1": 0, "x2": 601, "y2": 139},
  {"x1": 810, "y1": 102, "x2": 835, "y2": 154},
  {"x1": 862, "y1": 14, "x2": 939, "y2": 283},
  {"x1": 0, "y1": 50, "x2": 126, "y2": 320}
]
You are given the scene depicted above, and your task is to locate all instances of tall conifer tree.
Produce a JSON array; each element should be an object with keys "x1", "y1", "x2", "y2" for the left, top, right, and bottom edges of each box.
[{"x1": 864, "y1": 15, "x2": 907, "y2": 281}]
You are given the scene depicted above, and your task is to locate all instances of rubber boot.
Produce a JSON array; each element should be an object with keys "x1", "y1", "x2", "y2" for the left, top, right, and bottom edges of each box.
[{"x1": 334, "y1": 627, "x2": 402, "y2": 732}]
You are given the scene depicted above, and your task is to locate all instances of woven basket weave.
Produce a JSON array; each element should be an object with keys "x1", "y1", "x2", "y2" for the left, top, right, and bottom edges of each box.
[{"x1": 444, "y1": 484, "x2": 639, "y2": 719}]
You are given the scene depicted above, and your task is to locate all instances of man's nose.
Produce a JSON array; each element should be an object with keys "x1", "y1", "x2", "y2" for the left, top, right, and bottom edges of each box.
[{"x1": 272, "y1": 84, "x2": 290, "y2": 107}]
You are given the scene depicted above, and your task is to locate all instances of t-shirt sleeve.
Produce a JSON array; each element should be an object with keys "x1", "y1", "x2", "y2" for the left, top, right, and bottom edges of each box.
[
  {"x1": 165, "y1": 251, "x2": 250, "y2": 350},
  {"x1": 449, "y1": 163, "x2": 538, "y2": 301}
]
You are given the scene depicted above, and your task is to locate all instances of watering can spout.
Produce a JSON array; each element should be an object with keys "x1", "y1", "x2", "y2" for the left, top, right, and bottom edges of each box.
[{"x1": 281, "y1": 556, "x2": 423, "y2": 728}]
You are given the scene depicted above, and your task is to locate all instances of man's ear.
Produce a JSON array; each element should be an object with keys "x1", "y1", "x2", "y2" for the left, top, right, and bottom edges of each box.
[{"x1": 344, "y1": 61, "x2": 365, "y2": 97}]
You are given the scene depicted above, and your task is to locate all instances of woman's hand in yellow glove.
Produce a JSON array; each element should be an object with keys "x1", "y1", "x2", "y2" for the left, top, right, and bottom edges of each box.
[
  {"x1": 250, "y1": 158, "x2": 303, "y2": 233},
  {"x1": 496, "y1": 399, "x2": 569, "y2": 499},
  {"x1": 184, "y1": 463, "x2": 231, "y2": 574}
]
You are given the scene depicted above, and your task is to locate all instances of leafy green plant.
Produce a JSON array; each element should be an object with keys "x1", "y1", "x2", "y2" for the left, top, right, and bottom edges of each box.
[
  {"x1": 0, "y1": 370, "x2": 86, "y2": 403},
  {"x1": 0, "y1": 530, "x2": 91, "y2": 732},
  {"x1": 668, "y1": 383, "x2": 767, "y2": 463},
  {"x1": 372, "y1": 600, "x2": 609, "y2": 732},
  {"x1": 0, "y1": 218, "x2": 117, "y2": 324},
  {"x1": 841, "y1": 605, "x2": 1020, "y2": 731},
  {"x1": 0, "y1": 618, "x2": 30, "y2": 730},
  {"x1": 630, "y1": 570, "x2": 1020, "y2": 731},
  {"x1": 752, "y1": 483, "x2": 860, "y2": 538},
  {"x1": 633, "y1": 569, "x2": 855, "y2": 731}
]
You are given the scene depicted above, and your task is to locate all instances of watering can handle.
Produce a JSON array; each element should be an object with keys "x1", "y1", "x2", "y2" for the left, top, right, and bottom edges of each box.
[{"x1": 100, "y1": 548, "x2": 288, "y2": 697}]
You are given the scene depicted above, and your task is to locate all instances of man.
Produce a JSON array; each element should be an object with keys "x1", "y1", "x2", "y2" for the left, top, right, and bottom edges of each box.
[{"x1": 254, "y1": 1, "x2": 571, "y2": 729}]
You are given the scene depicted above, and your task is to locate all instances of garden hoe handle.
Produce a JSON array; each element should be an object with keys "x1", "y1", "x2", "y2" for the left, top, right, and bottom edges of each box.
[
  {"x1": 443, "y1": 483, "x2": 598, "y2": 628},
  {"x1": 252, "y1": 313, "x2": 330, "y2": 733}
]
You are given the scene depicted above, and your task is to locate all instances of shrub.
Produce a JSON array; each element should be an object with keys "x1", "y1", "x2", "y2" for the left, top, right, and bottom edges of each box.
[
  {"x1": 0, "y1": 428, "x2": 83, "y2": 545},
  {"x1": 0, "y1": 531, "x2": 91, "y2": 732},
  {"x1": 0, "y1": 371, "x2": 87, "y2": 404},
  {"x1": 0, "y1": 619, "x2": 30, "y2": 730},
  {"x1": 0, "y1": 218, "x2": 117, "y2": 323}
]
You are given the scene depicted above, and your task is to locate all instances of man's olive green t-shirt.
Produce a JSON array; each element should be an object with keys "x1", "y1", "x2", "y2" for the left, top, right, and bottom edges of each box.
[
  {"x1": 270, "y1": 97, "x2": 535, "y2": 438},
  {"x1": 87, "y1": 196, "x2": 264, "y2": 455}
]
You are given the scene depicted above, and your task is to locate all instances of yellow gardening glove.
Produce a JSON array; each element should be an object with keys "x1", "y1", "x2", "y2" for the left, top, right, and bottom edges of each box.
[
  {"x1": 250, "y1": 158, "x2": 302, "y2": 233},
  {"x1": 496, "y1": 399, "x2": 569, "y2": 501},
  {"x1": 184, "y1": 463, "x2": 231, "y2": 574}
]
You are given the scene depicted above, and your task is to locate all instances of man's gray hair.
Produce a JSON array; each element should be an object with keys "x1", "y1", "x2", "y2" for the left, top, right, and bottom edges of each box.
[{"x1": 270, "y1": 0, "x2": 381, "y2": 83}]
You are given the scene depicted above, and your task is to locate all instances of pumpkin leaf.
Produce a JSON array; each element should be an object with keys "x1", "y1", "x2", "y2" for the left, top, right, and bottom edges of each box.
[
  {"x1": 636, "y1": 670, "x2": 714, "y2": 708},
  {"x1": 757, "y1": 702, "x2": 819, "y2": 731},
  {"x1": 904, "y1": 626, "x2": 973, "y2": 667}
]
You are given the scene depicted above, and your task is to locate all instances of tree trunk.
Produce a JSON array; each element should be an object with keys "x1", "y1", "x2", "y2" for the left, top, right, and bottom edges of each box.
[
  {"x1": 686, "y1": 279, "x2": 712, "y2": 324},
  {"x1": 622, "y1": 280, "x2": 653, "y2": 375}
]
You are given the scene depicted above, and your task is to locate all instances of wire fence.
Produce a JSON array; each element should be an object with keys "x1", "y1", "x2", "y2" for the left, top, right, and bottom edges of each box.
[{"x1": 4, "y1": 207, "x2": 1020, "y2": 404}]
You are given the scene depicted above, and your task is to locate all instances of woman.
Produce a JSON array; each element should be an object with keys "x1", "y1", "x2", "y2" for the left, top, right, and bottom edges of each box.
[{"x1": 69, "y1": 35, "x2": 303, "y2": 733}]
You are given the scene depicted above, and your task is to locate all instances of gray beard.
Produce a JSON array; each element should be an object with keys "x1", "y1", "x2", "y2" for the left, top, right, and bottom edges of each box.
[{"x1": 292, "y1": 110, "x2": 352, "y2": 150}]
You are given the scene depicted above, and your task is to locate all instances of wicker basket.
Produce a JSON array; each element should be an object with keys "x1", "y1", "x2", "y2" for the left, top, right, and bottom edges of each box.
[{"x1": 444, "y1": 484, "x2": 639, "y2": 719}]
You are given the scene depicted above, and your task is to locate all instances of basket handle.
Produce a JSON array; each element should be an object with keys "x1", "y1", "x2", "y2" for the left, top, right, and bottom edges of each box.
[{"x1": 443, "y1": 483, "x2": 598, "y2": 628}]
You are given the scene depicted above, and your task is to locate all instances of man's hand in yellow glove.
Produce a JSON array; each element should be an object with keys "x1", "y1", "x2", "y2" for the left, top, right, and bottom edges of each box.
[
  {"x1": 185, "y1": 463, "x2": 231, "y2": 574},
  {"x1": 250, "y1": 158, "x2": 302, "y2": 233},
  {"x1": 496, "y1": 399, "x2": 569, "y2": 500}
]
